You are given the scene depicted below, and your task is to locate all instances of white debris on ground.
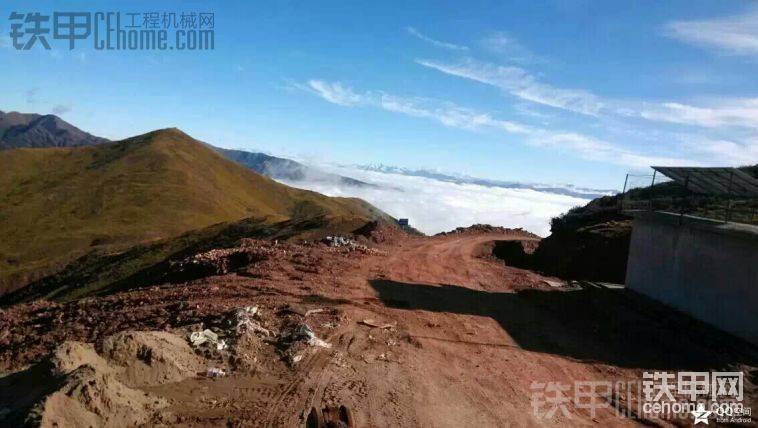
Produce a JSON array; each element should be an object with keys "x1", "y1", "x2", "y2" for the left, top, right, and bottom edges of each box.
[
  {"x1": 189, "y1": 329, "x2": 227, "y2": 351},
  {"x1": 324, "y1": 236, "x2": 354, "y2": 247},
  {"x1": 294, "y1": 324, "x2": 331, "y2": 349},
  {"x1": 206, "y1": 367, "x2": 226, "y2": 378},
  {"x1": 281, "y1": 323, "x2": 332, "y2": 365},
  {"x1": 323, "y1": 236, "x2": 387, "y2": 256},
  {"x1": 234, "y1": 306, "x2": 272, "y2": 336},
  {"x1": 185, "y1": 304, "x2": 336, "y2": 370},
  {"x1": 541, "y1": 279, "x2": 564, "y2": 288}
]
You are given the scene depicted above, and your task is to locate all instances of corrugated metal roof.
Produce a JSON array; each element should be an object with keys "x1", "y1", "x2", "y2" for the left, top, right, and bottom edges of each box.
[{"x1": 652, "y1": 166, "x2": 758, "y2": 197}]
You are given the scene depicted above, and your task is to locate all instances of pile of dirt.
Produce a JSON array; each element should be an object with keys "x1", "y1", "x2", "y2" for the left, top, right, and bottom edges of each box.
[
  {"x1": 101, "y1": 331, "x2": 204, "y2": 387},
  {"x1": 0, "y1": 331, "x2": 196, "y2": 427},
  {"x1": 166, "y1": 243, "x2": 272, "y2": 283},
  {"x1": 436, "y1": 224, "x2": 540, "y2": 238},
  {"x1": 352, "y1": 219, "x2": 416, "y2": 243},
  {"x1": 30, "y1": 364, "x2": 166, "y2": 427},
  {"x1": 1, "y1": 321, "x2": 340, "y2": 427}
]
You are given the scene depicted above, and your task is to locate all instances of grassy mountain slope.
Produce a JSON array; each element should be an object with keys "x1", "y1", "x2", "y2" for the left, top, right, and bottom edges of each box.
[{"x1": 0, "y1": 128, "x2": 387, "y2": 295}]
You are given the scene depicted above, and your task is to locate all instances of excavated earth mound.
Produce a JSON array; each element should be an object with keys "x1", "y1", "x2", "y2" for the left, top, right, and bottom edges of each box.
[{"x1": 0, "y1": 331, "x2": 196, "y2": 427}]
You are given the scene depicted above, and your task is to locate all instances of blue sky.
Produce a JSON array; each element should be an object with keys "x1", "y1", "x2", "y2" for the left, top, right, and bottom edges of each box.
[{"x1": 1, "y1": 0, "x2": 757, "y2": 188}]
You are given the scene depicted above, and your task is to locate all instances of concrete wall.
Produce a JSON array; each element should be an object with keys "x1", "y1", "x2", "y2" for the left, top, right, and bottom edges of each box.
[{"x1": 625, "y1": 212, "x2": 758, "y2": 345}]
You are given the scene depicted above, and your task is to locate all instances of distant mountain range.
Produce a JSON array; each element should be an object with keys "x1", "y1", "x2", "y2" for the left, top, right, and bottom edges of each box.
[
  {"x1": 217, "y1": 148, "x2": 377, "y2": 188},
  {"x1": 0, "y1": 111, "x2": 108, "y2": 149},
  {"x1": 356, "y1": 164, "x2": 616, "y2": 199},
  {"x1": 0, "y1": 109, "x2": 613, "y2": 199}
]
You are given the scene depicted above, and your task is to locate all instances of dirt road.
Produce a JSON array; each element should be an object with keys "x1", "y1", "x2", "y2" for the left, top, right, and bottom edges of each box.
[{"x1": 301, "y1": 231, "x2": 755, "y2": 427}]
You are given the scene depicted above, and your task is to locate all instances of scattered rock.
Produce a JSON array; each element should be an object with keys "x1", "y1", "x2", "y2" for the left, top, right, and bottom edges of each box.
[
  {"x1": 205, "y1": 367, "x2": 226, "y2": 378},
  {"x1": 280, "y1": 323, "x2": 331, "y2": 365},
  {"x1": 166, "y1": 245, "x2": 270, "y2": 282},
  {"x1": 233, "y1": 306, "x2": 271, "y2": 337},
  {"x1": 359, "y1": 319, "x2": 396, "y2": 330}
]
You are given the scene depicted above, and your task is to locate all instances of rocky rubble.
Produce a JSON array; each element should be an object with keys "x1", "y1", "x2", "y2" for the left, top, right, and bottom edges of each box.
[
  {"x1": 167, "y1": 245, "x2": 271, "y2": 282},
  {"x1": 436, "y1": 224, "x2": 541, "y2": 238},
  {"x1": 0, "y1": 239, "x2": 372, "y2": 371}
]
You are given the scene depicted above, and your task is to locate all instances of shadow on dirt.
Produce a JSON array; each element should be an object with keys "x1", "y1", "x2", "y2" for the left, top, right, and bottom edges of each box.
[{"x1": 369, "y1": 279, "x2": 758, "y2": 370}]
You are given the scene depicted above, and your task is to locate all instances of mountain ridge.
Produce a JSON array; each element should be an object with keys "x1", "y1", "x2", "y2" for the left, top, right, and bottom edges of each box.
[
  {"x1": 216, "y1": 147, "x2": 378, "y2": 188},
  {"x1": 0, "y1": 127, "x2": 389, "y2": 296}
]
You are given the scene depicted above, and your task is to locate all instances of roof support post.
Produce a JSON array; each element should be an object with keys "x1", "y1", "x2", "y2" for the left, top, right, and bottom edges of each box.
[
  {"x1": 725, "y1": 170, "x2": 734, "y2": 223},
  {"x1": 621, "y1": 173, "x2": 629, "y2": 211},
  {"x1": 649, "y1": 170, "x2": 657, "y2": 212},
  {"x1": 680, "y1": 172, "x2": 689, "y2": 225}
]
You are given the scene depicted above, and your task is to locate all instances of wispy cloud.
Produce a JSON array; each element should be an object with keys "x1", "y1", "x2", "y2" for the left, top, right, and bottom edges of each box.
[
  {"x1": 416, "y1": 58, "x2": 604, "y2": 116},
  {"x1": 303, "y1": 79, "x2": 531, "y2": 133},
  {"x1": 634, "y1": 98, "x2": 758, "y2": 129},
  {"x1": 300, "y1": 79, "x2": 693, "y2": 168},
  {"x1": 665, "y1": 9, "x2": 758, "y2": 57},
  {"x1": 677, "y1": 135, "x2": 758, "y2": 166},
  {"x1": 417, "y1": 57, "x2": 758, "y2": 132},
  {"x1": 406, "y1": 26, "x2": 469, "y2": 51},
  {"x1": 480, "y1": 31, "x2": 543, "y2": 64},
  {"x1": 379, "y1": 94, "x2": 533, "y2": 134},
  {"x1": 302, "y1": 80, "x2": 365, "y2": 106}
]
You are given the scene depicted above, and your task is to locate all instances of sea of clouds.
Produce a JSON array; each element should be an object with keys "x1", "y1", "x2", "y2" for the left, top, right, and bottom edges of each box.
[{"x1": 280, "y1": 165, "x2": 590, "y2": 237}]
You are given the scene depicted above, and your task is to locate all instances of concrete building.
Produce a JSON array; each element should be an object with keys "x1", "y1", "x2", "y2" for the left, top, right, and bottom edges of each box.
[{"x1": 625, "y1": 211, "x2": 758, "y2": 345}]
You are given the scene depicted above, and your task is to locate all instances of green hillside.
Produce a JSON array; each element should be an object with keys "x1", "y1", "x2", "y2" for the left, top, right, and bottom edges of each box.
[{"x1": 0, "y1": 128, "x2": 387, "y2": 295}]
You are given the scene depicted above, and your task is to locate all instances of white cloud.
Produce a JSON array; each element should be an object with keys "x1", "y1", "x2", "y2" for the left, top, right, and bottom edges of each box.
[
  {"x1": 406, "y1": 26, "x2": 469, "y2": 51},
  {"x1": 304, "y1": 79, "x2": 529, "y2": 133},
  {"x1": 417, "y1": 57, "x2": 758, "y2": 132},
  {"x1": 677, "y1": 135, "x2": 758, "y2": 166},
  {"x1": 300, "y1": 79, "x2": 696, "y2": 168},
  {"x1": 634, "y1": 99, "x2": 758, "y2": 129},
  {"x1": 281, "y1": 164, "x2": 588, "y2": 236},
  {"x1": 304, "y1": 80, "x2": 366, "y2": 106},
  {"x1": 665, "y1": 10, "x2": 758, "y2": 57},
  {"x1": 416, "y1": 58, "x2": 604, "y2": 116},
  {"x1": 480, "y1": 31, "x2": 543, "y2": 64},
  {"x1": 378, "y1": 93, "x2": 533, "y2": 133}
]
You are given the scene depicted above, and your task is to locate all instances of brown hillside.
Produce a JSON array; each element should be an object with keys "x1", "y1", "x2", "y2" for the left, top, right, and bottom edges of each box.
[{"x1": 0, "y1": 128, "x2": 388, "y2": 295}]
